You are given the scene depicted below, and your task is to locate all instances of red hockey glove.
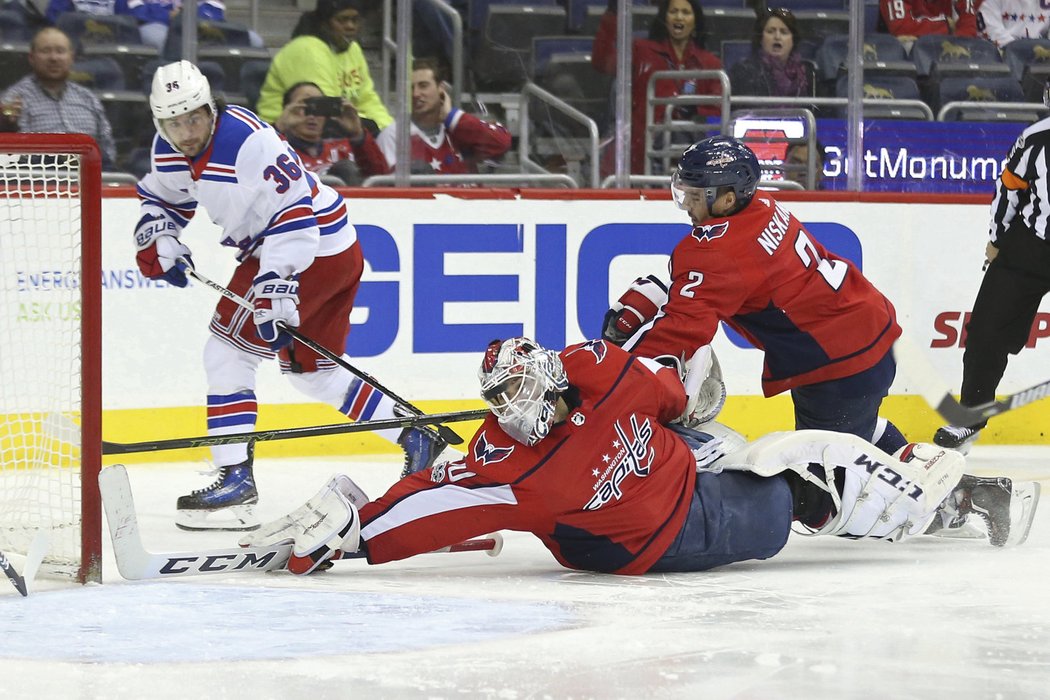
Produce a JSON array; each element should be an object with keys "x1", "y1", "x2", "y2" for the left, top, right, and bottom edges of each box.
[{"x1": 601, "y1": 275, "x2": 669, "y2": 346}]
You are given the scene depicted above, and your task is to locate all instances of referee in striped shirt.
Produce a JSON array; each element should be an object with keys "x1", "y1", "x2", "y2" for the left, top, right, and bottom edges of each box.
[{"x1": 934, "y1": 80, "x2": 1050, "y2": 451}]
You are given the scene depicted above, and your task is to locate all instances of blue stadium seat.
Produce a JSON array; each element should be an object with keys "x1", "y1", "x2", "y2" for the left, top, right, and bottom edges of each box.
[
  {"x1": 580, "y1": 2, "x2": 654, "y2": 36},
  {"x1": 701, "y1": 7, "x2": 753, "y2": 51},
  {"x1": 720, "y1": 39, "x2": 751, "y2": 72},
  {"x1": 938, "y1": 75, "x2": 1036, "y2": 121},
  {"x1": 835, "y1": 74, "x2": 930, "y2": 119},
  {"x1": 1002, "y1": 37, "x2": 1050, "y2": 81},
  {"x1": 471, "y1": 4, "x2": 568, "y2": 91},
  {"x1": 774, "y1": 0, "x2": 847, "y2": 9},
  {"x1": 162, "y1": 19, "x2": 253, "y2": 60},
  {"x1": 469, "y1": 0, "x2": 558, "y2": 31},
  {"x1": 911, "y1": 34, "x2": 1002, "y2": 78},
  {"x1": 56, "y1": 11, "x2": 142, "y2": 47},
  {"x1": 531, "y1": 35, "x2": 592, "y2": 78},
  {"x1": 0, "y1": 7, "x2": 31, "y2": 42},
  {"x1": 70, "y1": 56, "x2": 126, "y2": 90},
  {"x1": 815, "y1": 33, "x2": 912, "y2": 84},
  {"x1": 240, "y1": 58, "x2": 271, "y2": 112}
]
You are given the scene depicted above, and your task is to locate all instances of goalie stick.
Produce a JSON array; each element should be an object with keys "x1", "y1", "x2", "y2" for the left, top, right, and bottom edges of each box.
[
  {"x1": 893, "y1": 336, "x2": 1050, "y2": 425},
  {"x1": 0, "y1": 550, "x2": 28, "y2": 597},
  {"x1": 100, "y1": 465, "x2": 502, "y2": 580},
  {"x1": 180, "y1": 261, "x2": 467, "y2": 446},
  {"x1": 102, "y1": 408, "x2": 490, "y2": 455}
]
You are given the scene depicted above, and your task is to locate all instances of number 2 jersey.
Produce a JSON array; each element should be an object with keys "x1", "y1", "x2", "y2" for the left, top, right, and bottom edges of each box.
[
  {"x1": 136, "y1": 105, "x2": 356, "y2": 279},
  {"x1": 358, "y1": 341, "x2": 698, "y2": 575},
  {"x1": 627, "y1": 193, "x2": 901, "y2": 396}
]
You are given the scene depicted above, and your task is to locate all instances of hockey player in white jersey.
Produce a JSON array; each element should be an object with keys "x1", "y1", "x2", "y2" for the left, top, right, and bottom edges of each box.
[{"x1": 134, "y1": 60, "x2": 446, "y2": 531}]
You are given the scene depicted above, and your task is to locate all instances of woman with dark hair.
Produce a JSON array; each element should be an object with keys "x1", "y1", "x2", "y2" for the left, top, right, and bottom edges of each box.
[
  {"x1": 255, "y1": 0, "x2": 392, "y2": 141},
  {"x1": 728, "y1": 8, "x2": 813, "y2": 98},
  {"x1": 273, "y1": 81, "x2": 391, "y2": 185},
  {"x1": 592, "y1": 0, "x2": 723, "y2": 174}
]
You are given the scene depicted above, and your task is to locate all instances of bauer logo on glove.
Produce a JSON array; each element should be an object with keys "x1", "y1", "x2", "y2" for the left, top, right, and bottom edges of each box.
[{"x1": 252, "y1": 270, "x2": 301, "y2": 350}]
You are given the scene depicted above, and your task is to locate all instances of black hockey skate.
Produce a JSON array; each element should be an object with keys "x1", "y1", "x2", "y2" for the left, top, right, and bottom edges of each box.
[
  {"x1": 932, "y1": 424, "x2": 983, "y2": 454},
  {"x1": 927, "y1": 474, "x2": 1041, "y2": 546},
  {"x1": 176, "y1": 456, "x2": 260, "y2": 532},
  {"x1": 398, "y1": 425, "x2": 448, "y2": 478}
]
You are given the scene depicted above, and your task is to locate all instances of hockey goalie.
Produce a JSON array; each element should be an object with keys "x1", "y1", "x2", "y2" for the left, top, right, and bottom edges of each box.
[{"x1": 243, "y1": 338, "x2": 1041, "y2": 576}]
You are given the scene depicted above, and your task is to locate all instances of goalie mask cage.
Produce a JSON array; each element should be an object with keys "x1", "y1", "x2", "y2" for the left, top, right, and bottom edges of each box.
[{"x1": 0, "y1": 134, "x2": 102, "y2": 584}]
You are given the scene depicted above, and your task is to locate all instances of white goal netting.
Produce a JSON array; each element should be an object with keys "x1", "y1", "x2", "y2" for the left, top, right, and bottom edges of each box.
[{"x1": 0, "y1": 148, "x2": 96, "y2": 580}]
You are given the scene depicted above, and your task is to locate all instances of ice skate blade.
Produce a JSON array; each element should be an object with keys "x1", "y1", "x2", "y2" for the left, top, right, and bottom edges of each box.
[
  {"x1": 175, "y1": 504, "x2": 261, "y2": 532},
  {"x1": 927, "y1": 520, "x2": 987, "y2": 541}
]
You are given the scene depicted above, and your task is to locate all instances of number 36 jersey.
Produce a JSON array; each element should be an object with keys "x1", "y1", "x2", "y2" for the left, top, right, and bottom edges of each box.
[
  {"x1": 627, "y1": 193, "x2": 901, "y2": 397},
  {"x1": 136, "y1": 105, "x2": 356, "y2": 279}
]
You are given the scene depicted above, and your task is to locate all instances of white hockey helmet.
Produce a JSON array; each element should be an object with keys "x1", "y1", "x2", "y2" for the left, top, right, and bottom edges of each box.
[
  {"x1": 478, "y1": 337, "x2": 568, "y2": 446},
  {"x1": 149, "y1": 60, "x2": 217, "y2": 147}
]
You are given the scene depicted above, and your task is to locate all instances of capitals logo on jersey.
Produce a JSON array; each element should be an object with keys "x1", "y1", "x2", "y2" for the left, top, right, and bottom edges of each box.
[
  {"x1": 691, "y1": 221, "x2": 730, "y2": 243},
  {"x1": 566, "y1": 339, "x2": 608, "y2": 364},
  {"x1": 584, "y1": 414, "x2": 656, "y2": 511},
  {"x1": 473, "y1": 430, "x2": 515, "y2": 466}
]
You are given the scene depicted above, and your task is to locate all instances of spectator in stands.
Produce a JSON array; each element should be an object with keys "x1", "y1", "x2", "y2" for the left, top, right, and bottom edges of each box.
[
  {"x1": 126, "y1": 0, "x2": 264, "y2": 51},
  {"x1": 592, "y1": 0, "x2": 723, "y2": 174},
  {"x1": 728, "y1": 8, "x2": 812, "y2": 99},
  {"x1": 784, "y1": 139, "x2": 825, "y2": 189},
  {"x1": 256, "y1": 0, "x2": 393, "y2": 155},
  {"x1": 273, "y1": 81, "x2": 390, "y2": 185},
  {"x1": 378, "y1": 57, "x2": 511, "y2": 176},
  {"x1": 977, "y1": 0, "x2": 1050, "y2": 48},
  {"x1": 45, "y1": 0, "x2": 132, "y2": 24},
  {"x1": 879, "y1": 0, "x2": 977, "y2": 52},
  {"x1": 0, "y1": 26, "x2": 117, "y2": 168}
]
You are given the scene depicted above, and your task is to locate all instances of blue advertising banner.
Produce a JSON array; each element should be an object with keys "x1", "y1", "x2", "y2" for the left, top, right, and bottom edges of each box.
[{"x1": 818, "y1": 119, "x2": 1018, "y2": 194}]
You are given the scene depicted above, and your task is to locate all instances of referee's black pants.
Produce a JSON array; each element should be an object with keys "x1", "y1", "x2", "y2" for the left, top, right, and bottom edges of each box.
[{"x1": 961, "y1": 222, "x2": 1050, "y2": 421}]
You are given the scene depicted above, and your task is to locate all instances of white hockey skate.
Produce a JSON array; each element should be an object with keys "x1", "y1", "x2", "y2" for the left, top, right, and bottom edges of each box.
[{"x1": 927, "y1": 474, "x2": 1042, "y2": 546}]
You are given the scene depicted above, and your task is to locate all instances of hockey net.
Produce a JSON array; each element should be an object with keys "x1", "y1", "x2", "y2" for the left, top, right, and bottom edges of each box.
[{"x1": 0, "y1": 134, "x2": 102, "y2": 583}]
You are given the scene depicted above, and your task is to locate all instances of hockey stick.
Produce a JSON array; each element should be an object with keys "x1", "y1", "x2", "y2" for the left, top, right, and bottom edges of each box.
[
  {"x1": 180, "y1": 261, "x2": 467, "y2": 446},
  {"x1": 893, "y1": 336, "x2": 1050, "y2": 425},
  {"x1": 101, "y1": 408, "x2": 489, "y2": 455},
  {"x1": 100, "y1": 465, "x2": 502, "y2": 580},
  {"x1": 0, "y1": 550, "x2": 28, "y2": 597}
]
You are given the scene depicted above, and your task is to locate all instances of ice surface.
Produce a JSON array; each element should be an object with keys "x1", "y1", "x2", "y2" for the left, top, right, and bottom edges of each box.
[{"x1": 0, "y1": 446, "x2": 1048, "y2": 699}]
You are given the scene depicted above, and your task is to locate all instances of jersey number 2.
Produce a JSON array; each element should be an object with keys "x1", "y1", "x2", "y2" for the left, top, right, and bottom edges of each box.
[{"x1": 794, "y1": 231, "x2": 846, "y2": 290}]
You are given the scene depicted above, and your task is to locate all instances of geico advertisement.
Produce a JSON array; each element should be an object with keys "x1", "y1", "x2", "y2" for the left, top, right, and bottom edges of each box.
[{"x1": 78, "y1": 195, "x2": 1049, "y2": 410}]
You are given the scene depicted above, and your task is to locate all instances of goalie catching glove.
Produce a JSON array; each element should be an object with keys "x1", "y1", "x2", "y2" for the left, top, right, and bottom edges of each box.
[
  {"x1": 252, "y1": 270, "x2": 300, "y2": 351},
  {"x1": 240, "y1": 474, "x2": 368, "y2": 575},
  {"x1": 679, "y1": 345, "x2": 726, "y2": 427},
  {"x1": 134, "y1": 212, "x2": 193, "y2": 287},
  {"x1": 602, "y1": 275, "x2": 668, "y2": 346}
]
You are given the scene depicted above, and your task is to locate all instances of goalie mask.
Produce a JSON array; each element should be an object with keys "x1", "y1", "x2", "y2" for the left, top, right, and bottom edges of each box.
[
  {"x1": 478, "y1": 337, "x2": 569, "y2": 446},
  {"x1": 149, "y1": 60, "x2": 217, "y2": 155}
]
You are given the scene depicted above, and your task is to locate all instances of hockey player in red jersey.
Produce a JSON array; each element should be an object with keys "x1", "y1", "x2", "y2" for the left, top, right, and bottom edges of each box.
[
  {"x1": 241, "y1": 338, "x2": 1041, "y2": 576},
  {"x1": 604, "y1": 136, "x2": 909, "y2": 455}
]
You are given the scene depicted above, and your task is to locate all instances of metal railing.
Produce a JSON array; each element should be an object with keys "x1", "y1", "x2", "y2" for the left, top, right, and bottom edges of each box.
[
  {"x1": 937, "y1": 101, "x2": 1049, "y2": 122},
  {"x1": 361, "y1": 173, "x2": 578, "y2": 187},
  {"x1": 380, "y1": 0, "x2": 464, "y2": 108},
  {"x1": 644, "y1": 70, "x2": 731, "y2": 175},
  {"x1": 518, "y1": 82, "x2": 600, "y2": 188}
]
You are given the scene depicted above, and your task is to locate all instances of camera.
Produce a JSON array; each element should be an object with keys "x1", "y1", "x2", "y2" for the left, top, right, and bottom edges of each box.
[{"x1": 303, "y1": 96, "x2": 343, "y2": 117}]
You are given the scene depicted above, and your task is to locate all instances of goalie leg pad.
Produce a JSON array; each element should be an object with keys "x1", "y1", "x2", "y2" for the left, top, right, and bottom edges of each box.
[{"x1": 719, "y1": 432, "x2": 964, "y2": 541}]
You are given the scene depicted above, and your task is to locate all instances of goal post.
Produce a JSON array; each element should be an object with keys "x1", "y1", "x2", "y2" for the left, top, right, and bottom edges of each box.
[{"x1": 0, "y1": 133, "x2": 102, "y2": 584}]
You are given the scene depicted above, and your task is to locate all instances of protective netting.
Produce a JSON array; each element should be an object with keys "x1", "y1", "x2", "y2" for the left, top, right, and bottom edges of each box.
[{"x1": 0, "y1": 152, "x2": 84, "y2": 579}]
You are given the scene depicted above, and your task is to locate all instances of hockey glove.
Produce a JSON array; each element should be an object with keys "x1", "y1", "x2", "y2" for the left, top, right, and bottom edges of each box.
[
  {"x1": 134, "y1": 213, "x2": 193, "y2": 287},
  {"x1": 601, "y1": 275, "x2": 669, "y2": 346},
  {"x1": 252, "y1": 270, "x2": 300, "y2": 351},
  {"x1": 680, "y1": 345, "x2": 726, "y2": 427}
]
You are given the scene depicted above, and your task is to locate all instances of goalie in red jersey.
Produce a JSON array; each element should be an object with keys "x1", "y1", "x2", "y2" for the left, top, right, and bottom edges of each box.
[
  {"x1": 241, "y1": 338, "x2": 1040, "y2": 577},
  {"x1": 605, "y1": 136, "x2": 909, "y2": 456}
]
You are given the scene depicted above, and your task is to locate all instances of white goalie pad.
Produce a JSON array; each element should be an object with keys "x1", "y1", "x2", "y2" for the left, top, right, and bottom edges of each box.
[
  {"x1": 239, "y1": 474, "x2": 366, "y2": 556},
  {"x1": 718, "y1": 431, "x2": 964, "y2": 541}
]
